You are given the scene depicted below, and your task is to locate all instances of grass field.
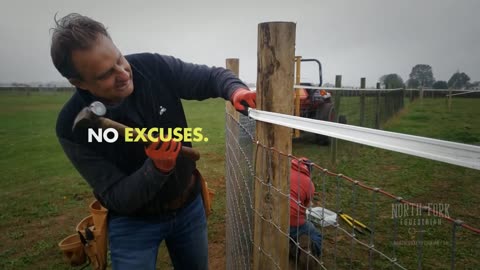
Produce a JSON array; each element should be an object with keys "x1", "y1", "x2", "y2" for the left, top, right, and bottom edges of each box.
[{"x1": 0, "y1": 91, "x2": 479, "y2": 269}]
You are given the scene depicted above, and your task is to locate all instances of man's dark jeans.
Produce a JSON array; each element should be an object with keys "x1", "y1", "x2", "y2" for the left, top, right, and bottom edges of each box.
[{"x1": 108, "y1": 194, "x2": 208, "y2": 269}]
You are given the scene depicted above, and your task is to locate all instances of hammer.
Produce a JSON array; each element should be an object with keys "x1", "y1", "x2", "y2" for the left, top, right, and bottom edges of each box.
[{"x1": 72, "y1": 101, "x2": 200, "y2": 161}]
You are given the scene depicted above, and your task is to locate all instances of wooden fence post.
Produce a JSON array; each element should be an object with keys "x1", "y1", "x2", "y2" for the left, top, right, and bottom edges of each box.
[
  {"x1": 394, "y1": 87, "x2": 399, "y2": 113},
  {"x1": 375, "y1": 82, "x2": 381, "y2": 129},
  {"x1": 331, "y1": 75, "x2": 342, "y2": 166},
  {"x1": 334, "y1": 75, "x2": 342, "y2": 116},
  {"x1": 253, "y1": 22, "x2": 295, "y2": 270},
  {"x1": 448, "y1": 88, "x2": 452, "y2": 112},
  {"x1": 225, "y1": 58, "x2": 240, "y2": 269},
  {"x1": 294, "y1": 56, "x2": 302, "y2": 138},
  {"x1": 384, "y1": 84, "x2": 390, "y2": 122},
  {"x1": 226, "y1": 58, "x2": 240, "y2": 120},
  {"x1": 420, "y1": 87, "x2": 424, "y2": 105},
  {"x1": 359, "y1": 77, "x2": 366, "y2": 127}
]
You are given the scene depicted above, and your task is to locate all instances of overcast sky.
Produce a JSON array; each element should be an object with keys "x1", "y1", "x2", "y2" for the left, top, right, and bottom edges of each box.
[{"x1": 1, "y1": 0, "x2": 479, "y2": 86}]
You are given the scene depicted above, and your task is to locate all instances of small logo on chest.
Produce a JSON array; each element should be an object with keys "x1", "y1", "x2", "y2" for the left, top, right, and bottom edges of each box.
[{"x1": 159, "y1": 106, "x2": 167, "y2": 116}]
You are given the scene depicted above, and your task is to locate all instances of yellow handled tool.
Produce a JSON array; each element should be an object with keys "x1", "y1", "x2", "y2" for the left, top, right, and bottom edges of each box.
[{"x1": 338, "y1": 211, "x2": 372, "y2": 235}]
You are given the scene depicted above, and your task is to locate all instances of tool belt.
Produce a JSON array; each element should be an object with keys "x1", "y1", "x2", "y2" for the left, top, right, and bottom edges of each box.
[
  {"x1": 163, "y1": 169, "x2": 215, "y2": 217},
  {"x1": 58, "y1": 169, "x2": 214, "y2": 268},
  {"x1": 194, "y1": 169, "x2": 214, "y2": 218},
  {"x1": 162, "y1": 169, "x2": 214, "y2": 217},
  {"x1": 162, "y1": 174, "x2": 198, "y2": 210},
  {"x1": 58, "y1": 200, "x2": 108, "y2": 270}
]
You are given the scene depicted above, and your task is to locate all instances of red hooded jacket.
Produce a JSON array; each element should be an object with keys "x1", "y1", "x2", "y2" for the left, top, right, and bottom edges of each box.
[{"x1": 290, "y1": 158, "x2": 315, "y2": 227}]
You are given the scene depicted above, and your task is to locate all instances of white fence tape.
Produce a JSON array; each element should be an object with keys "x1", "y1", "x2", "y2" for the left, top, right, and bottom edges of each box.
[{"x1": 248, "y1": 108, "x2": 480, "y2": 170}]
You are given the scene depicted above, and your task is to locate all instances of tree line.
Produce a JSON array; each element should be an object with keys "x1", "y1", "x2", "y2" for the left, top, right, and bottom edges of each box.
[{"x1": 380, "y1": 64, "x2": 479, "y2": 90}]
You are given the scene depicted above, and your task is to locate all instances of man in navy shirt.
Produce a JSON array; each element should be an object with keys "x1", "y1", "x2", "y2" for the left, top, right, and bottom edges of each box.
[{"x1": 51, "y1": 13, "x2": 255, "y2": 270}]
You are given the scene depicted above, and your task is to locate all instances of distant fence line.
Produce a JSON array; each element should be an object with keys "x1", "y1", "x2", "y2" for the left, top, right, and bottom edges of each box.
[
  {"x1": 1, "y1": 86, "x2": 479, "y2": 98},
  {"x1": 329, "y1": 88, "x2": 405, "y2": 130},
  {"x1": 298, "y1": 83, "x2": 480, "y2": 130},
  {"x1": 0, "y1": 86, "x2": 74, "y2": 92}
]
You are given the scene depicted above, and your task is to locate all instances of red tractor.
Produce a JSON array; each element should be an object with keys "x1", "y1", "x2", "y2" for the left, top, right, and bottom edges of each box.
[{"x1": 294, "y1": 58, "x2": 345, "y2": 145}]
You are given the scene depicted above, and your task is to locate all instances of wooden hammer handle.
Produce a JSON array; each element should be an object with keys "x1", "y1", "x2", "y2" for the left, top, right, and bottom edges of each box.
[{"x1": 97, "y1": 117, "x2": 201, "y2": 161}]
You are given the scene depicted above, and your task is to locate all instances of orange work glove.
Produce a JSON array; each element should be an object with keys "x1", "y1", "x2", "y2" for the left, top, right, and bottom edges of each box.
[
  {"x1": 145, "y1": 139, "x2": 181, "y2": 173},
  {"x1": 230, "y1": 88, "x2": 256, "y2": 116}
]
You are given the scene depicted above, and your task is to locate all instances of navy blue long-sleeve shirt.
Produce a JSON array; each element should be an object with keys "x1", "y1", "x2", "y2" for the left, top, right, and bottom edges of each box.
[{"x1": 56, "y1": 53, "x2": 247, "y2": 216}]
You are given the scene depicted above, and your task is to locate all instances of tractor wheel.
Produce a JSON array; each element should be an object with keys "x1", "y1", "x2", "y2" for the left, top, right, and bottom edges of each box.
[{"x1": 315, "y1": 103, "x2": 335, "y2": 145}]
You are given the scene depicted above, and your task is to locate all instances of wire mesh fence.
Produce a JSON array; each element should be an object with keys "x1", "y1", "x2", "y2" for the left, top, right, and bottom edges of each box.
[
  {"x1": 295, "y1": 85, "x2": 480, "y2": 132},
  {"x1": 225, "y1": 108, "x2": 480, "y2": 270},
  {"x1": 225, "y1": 112, "x2": 256, "y2": 270},
  {"x1": 320, "y1": 88, "x2": 406, "y2": 129}
]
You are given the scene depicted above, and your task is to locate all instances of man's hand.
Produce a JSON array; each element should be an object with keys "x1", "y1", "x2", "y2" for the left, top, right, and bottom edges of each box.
[
  {"x1": 145, "y1": 139, "x2": 181, "y2": 173},
  {"x1": 230, "y1": 88, "x2": 256, "y2": 116}
]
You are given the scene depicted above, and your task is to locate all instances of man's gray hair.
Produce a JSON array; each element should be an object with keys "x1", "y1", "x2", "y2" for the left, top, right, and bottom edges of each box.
[{"x1": 50, "y1": 13, "x2": 110, "y2": 79}]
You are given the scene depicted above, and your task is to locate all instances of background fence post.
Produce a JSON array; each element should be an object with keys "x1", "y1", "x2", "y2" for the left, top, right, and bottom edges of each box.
[
  {"x1": 384, "y1": 84, "x2": 390, "y2": 123},
  {"x1": 294, "y1": 56, "x2": 302, "y2": 138},
  {"x1": 253, "y1": 22, "x2": 295, "y2": 270},
  {"x1": 393, "y1": 87, "x2": 397, "y2": 113},
  {"x1": 225, "y1": 58, "x2": 240, "y2": 121},
  {"x1": 331, "y1": 75, "x2": 342, "y2": 166},
  {"x1": 360, "y1": 77, "x2": 366, "y2": 127},
  {"x1": 225, "y1": 58, "x2": 240, "y2": 269},
  {"x1": 448, "y1": 88, "x2": 452, "y2": 112},
  {"x1": 420, "y1": 87, "x2": 424, "y2": 105},
  {"x1": 375, "y1": 82, "x2": 381, "y2": 129},
  {"x1": 334, "y1": 75, "x2": 342, "y2": 118}
]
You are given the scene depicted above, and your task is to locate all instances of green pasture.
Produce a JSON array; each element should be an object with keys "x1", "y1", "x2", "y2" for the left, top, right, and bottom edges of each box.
[{"x1": 0, "y1": 90, "x2": 478, "y2": 269}]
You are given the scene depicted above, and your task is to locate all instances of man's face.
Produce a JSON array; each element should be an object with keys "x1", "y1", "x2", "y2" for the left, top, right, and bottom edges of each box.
[{"x1": 69, "y1": 35, "x2": 134, "y2": 103}]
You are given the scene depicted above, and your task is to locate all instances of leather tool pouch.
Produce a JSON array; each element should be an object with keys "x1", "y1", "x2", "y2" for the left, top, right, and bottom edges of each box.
[
  {"x1": 59, "y1": 200, "x2": 108, "y2": 270},
  {"x1": 194, "y1": 169, "x2": 215, "y2": 218}
]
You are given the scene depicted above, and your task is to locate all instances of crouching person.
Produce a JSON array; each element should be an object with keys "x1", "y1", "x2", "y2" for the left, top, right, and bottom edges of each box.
[{"x1": 289, "y1": 158, "x2": 322, "y2": 268}]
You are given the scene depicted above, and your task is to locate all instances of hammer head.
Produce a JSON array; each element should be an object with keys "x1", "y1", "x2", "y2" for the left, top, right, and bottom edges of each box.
[{"x1": 72, "y1": 101, "x2": 107, "y2": 132}]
